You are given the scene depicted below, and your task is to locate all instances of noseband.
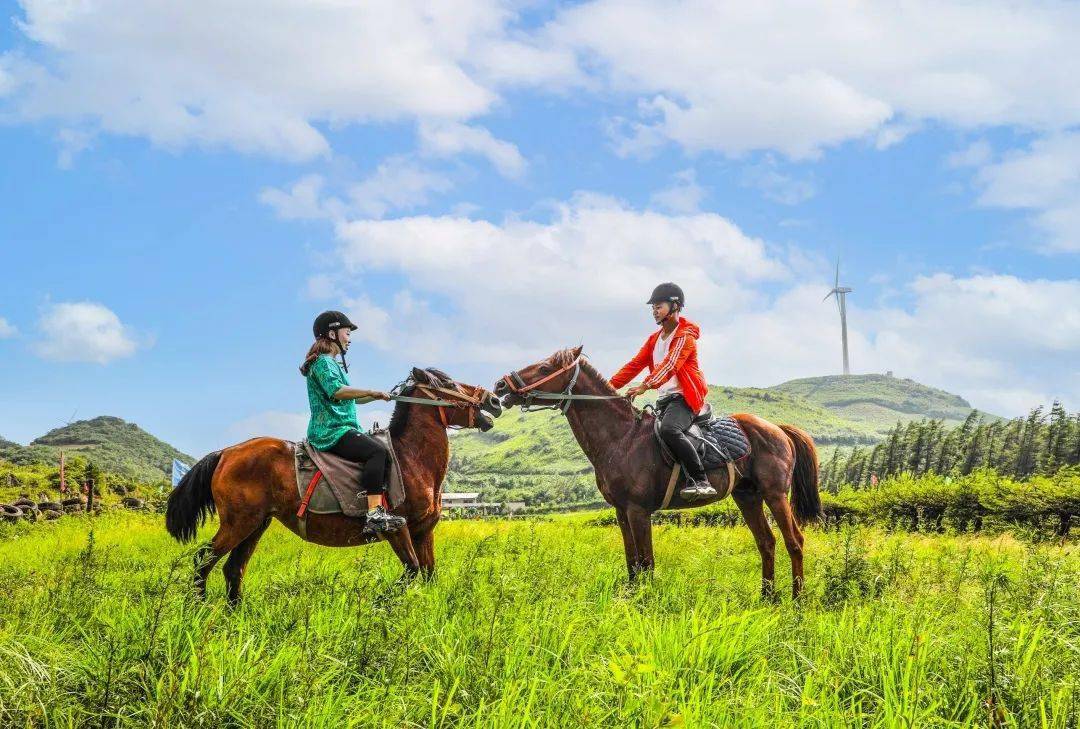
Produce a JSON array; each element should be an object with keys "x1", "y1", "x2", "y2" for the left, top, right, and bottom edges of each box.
[{"x1": 501, "y1": 355, "x2": 625, "y2": 413}]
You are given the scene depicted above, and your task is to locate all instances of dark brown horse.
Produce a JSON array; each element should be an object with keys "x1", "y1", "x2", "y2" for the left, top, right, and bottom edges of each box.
[
  {"x1": 495, "y1": 347, "x2": 821, "y2": 598},
  {"x1": 166, "y1": 368, "x2": 502, "y2": 604}
]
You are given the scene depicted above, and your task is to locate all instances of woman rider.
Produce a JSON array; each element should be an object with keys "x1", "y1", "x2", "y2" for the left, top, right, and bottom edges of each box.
[
  {"x1": 300, "y1": 310, "x2": 407, "y2": 535},
  {"x1": 609, "y1": 283, "x2": 718, "y2": 501}
]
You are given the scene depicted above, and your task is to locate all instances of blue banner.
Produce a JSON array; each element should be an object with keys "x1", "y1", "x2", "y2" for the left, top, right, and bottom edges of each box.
[{"x1": 171, "y1": 459, "x2": 191, "y2": 488}]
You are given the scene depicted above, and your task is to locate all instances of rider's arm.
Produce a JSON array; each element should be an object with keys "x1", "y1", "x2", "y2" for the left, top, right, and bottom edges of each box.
[
  {"x1": 332, "y1": 387, "x2": 390, "y2": 404},
  {"x1": 643, "y1": 334, "x2": 695, "y2": 390},
  {"x1": 609, "y1": 339, "x2": 653, "y2": 390}
]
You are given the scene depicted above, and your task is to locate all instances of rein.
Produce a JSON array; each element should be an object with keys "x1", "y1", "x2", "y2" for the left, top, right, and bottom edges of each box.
[{"x1": 501, "y1": 355, "x2": 627, "y2": 414}]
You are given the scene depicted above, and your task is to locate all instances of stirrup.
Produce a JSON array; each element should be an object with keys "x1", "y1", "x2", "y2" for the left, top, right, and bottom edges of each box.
[{"x1": 679, "y1": 479, "x2": 717, "y2": 502}]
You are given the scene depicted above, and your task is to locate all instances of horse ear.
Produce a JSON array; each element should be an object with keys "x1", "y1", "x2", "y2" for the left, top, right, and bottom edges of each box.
[
  {"x1": 411, "y1": 367, "x2": 430, "y2": 383},
  {"x1": 571, "y1": 345, "x2": 584, "y2": 359}
]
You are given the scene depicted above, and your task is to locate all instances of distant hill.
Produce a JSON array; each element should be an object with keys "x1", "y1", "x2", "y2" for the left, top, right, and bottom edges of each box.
[
  {"x1": 0, "y1": 416, "x2": 194, "y2": 483},
  {"x1": 447, "y1": 373, "x2": 1000, "y2": 505},
  {"x1": 771, "y1": 373, "x2": 995, "y2": 438}
]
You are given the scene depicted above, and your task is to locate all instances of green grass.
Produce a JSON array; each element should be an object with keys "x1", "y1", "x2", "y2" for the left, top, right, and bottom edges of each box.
[{"x1": 1, "y1": 511, "x2": 1078, "y2": 726}]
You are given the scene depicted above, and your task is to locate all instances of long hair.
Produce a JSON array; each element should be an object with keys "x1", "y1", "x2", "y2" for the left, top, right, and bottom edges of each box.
[{"x1": 299, "y1": 338, "x2": 338, "y2": 376}]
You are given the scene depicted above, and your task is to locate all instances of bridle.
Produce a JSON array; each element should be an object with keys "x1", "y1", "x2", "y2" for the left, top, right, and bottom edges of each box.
[
  {"x1": 501, "y1": 354, "x2": 626, "y2": 414},
  {"x1": 390, "y1": 377, "x2": 489, "y2": 429}
]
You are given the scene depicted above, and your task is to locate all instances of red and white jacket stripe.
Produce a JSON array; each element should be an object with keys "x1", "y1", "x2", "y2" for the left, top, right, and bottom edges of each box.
[{"x1": 608, "y1": 318, "x2": 709, "y2": 413}]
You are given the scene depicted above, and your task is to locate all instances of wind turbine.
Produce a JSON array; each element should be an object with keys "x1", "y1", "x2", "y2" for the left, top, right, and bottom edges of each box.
[{"x1": 823, "y1": 259, "x2": 853, "y2": 375}]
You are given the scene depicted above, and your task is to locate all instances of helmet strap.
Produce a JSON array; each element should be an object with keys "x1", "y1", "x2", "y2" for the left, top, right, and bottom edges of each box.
[{"x1": 329, "y1": 330, "x2": 349, "y2": 373}]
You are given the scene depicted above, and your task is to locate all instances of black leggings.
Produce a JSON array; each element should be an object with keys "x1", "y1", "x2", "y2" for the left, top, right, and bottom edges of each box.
[
  {"x1": 658, "y1": 395, "x2": 707, "y2": 480},
  {"x1": 327, "y1": 430, "x2": 389, "y2": 495}
]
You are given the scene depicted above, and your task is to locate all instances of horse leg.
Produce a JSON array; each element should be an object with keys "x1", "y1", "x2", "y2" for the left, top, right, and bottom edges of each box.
[
  {"x1": 733, "y1": 491, "x2": 776, "y2": 600},
  {"x1": 625, "y1": 506, "x2": 655, "y2": 579},
  {"x1": 385, "y1": 524, "x2": 421, "y2": 581},
  {"x1": 222, "y1": 517, "x2": 271, "y2": 607},
  {"x1": 614, "y1": 506, "x2": 639, "y2": 579},
  {"x1": 765, "y1": 492, "x2": 806, "y2": 599},
  {"x1": 193, "y1": 510, "x2": 267, "y2": 600},
  {"x1": 412, "y1": 528, "x2": 436, "y2": 579}
]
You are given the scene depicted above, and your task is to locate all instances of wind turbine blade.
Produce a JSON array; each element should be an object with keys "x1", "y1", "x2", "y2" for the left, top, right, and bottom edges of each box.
[
  {"x1": 835, "y1": 258, "x2": 840, "y2": 290},
  {"x1": 823, "y1": 290, "x2": 835, "y2": 303}
]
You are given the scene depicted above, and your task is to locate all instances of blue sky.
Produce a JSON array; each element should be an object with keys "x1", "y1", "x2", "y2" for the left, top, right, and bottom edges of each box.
[{"x1": 1, "y1": 1, "x2": 1078, "y2": 456}]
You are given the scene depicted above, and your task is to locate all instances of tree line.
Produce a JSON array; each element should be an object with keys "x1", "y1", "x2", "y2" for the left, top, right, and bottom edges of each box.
[{"x1": 821, "y1": 402, "x2": 1080, "y2": 492}]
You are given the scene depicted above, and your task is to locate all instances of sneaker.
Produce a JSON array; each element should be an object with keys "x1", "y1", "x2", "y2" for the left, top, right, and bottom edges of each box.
[
  {"x1": 363, "y1": 505, "x2": 406, "y2": 535},
  {"x1": 679, "y1": 478, "x2": 717, "y2": 502}
]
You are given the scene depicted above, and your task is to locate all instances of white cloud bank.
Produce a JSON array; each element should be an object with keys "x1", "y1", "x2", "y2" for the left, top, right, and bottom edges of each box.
[
  {"x1": 7, "y1": 1, "x2": 1080, "y2": 162},
  {"x1": 0, "y1": 317, "x2": 16, "y2": 338},
  {"x1": 32, "y1": 301, "x2": 138, "y2": 364},
  {"x1": 293, "y1": 193, "x2": 1080, "y2": 416}
]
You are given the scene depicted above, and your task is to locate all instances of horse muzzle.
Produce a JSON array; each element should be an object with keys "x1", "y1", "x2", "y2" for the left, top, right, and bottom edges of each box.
[{"x1": 481, "y1": 392, "x2": 503, "y2": 418}]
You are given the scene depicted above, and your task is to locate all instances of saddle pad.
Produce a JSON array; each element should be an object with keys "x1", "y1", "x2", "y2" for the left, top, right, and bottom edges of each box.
[
  {"x1": 700, "y1": 416, "x2": 751, "y2": 471},
  {"x1": 292, "y1": 431, "x2": 406, "y2": 518},
  {"x1": 653, "y1": 412, "x2": 751, "y2": 472}
]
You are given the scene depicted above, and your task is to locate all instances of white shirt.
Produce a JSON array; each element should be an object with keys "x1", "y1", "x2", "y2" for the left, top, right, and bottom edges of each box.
[{"x1": 652, "y1": 329, "x2": 684, "y2": 397}]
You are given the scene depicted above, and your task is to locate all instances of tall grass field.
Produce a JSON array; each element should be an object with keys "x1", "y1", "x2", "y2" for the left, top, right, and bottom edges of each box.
[{"x1": 1, "y1": 511, "x2": 1078, "y2": 727}]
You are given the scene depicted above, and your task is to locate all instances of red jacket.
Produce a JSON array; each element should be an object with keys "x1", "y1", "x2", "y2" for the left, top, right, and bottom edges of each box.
[{"x1": 609, "y1": 318, "x2": 709, "y2": 413}]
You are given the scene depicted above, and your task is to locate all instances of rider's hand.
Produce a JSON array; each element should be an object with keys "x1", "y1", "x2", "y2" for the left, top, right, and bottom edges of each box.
[
  {"x1": 379, "y1": 392, "x2": 393, "y2": 401},
  {"x1": 626, "y1": 384, "x2": 647, "y2": 400}
]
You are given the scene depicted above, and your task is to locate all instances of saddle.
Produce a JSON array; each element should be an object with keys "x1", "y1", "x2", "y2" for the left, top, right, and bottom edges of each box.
[
  {"x1": 651, "y1": 403, "x2": 751, "y2": 508},
  {"x1": 291, "y1": 429, "x2": 406, "y2": 524}
]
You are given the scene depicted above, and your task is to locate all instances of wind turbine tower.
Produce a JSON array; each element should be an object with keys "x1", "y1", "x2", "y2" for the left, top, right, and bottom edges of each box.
[{"x1": 823, "y1": 260, "x2": 854, "y2": 375}]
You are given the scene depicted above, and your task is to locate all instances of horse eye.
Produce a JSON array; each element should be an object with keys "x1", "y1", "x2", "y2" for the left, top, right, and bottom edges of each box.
[{"x1": 538, "y1": 365, "x2": 550, "y2": 374}]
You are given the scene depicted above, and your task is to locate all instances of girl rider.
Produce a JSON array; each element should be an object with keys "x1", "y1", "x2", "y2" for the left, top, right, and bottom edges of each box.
[
  {"x1": 300, "y1": 310, "x2": 407, "y2": 536},
  {"x1": 609, "y1": 283, "x2": 718, "y2": 501}
]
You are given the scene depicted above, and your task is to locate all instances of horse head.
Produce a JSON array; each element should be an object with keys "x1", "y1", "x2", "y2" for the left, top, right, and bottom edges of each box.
[
  {"x1": 408, "y1": 366, "x2": 502, "y2": 431},
  {"x1": 493, "y1": 345, "x2": 584, "y2": 409}
]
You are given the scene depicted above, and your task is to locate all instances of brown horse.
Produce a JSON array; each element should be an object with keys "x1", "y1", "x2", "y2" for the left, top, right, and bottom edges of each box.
[
  {"x1": 166, "y1": 367, "x2": 502, "y2": 604},
  {"x1": 495, "y1": 347, "x2": 821, "y2": 598}
]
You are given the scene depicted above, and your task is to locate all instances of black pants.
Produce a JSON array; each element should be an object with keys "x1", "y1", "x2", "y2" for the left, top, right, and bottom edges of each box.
[
  {"x1": 327, "y1": 430, "x2": 389, "y2": 495},
  {"x1": 658, "y1": 394, "x2": 706, "y2": 480}
]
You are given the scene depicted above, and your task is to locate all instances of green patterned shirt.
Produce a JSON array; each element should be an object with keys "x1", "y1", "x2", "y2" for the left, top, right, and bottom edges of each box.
[{"x1": 306, "y1": 355, "x2": 361, "y2": 450}]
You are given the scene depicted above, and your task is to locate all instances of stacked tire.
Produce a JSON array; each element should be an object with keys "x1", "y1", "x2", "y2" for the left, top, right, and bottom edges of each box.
[
  {"x1": 14, "y1": 498, "x2": 38, "y2": 522},
  {"x1": 37, "y1": 501, "x2": 63, "y2": 520},
  {"x1": 0, "y1": 504, "x2": 23, "y2": 523},
  {"x1": 122, "y1": 497, "x2": 145, "y2": 510}
]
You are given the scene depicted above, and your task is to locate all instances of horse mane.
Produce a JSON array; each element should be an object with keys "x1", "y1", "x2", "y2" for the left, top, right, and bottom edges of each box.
[
  {"x1": 552, "y1": 348, "x2": 619, "y2": 396},
  {"x1": 387, "y1": 367, "x2": 454, "y2": 438},
  {"x1": 387, "y1": 391, "x2": 412, "y2": 438}
]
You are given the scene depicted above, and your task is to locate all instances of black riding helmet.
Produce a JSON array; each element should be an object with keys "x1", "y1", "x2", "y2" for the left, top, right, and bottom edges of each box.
[
  {"x1": 312, "y1": 310, "x2": 358, "y2": 371},
  {"x1": 313, "y1": 310, "x2": 358, "y2": 339},
  {"x1": 647, "y1": 282, "x2": 685, "y2": 308}
]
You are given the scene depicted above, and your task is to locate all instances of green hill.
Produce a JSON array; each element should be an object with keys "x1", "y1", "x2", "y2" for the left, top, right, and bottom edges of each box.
[
  {"x1": 447, "y1": 374, "x2": 998, "y2": 506},
  {"x1": 771, "y1": 374, "x2": 994, "y2": 437},
  {"x1": 1, "y1": 416, "x2": 193, "y2": 483}
]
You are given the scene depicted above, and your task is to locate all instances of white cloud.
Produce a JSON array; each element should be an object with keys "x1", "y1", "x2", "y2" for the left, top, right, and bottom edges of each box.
[
  {"x1": 546, "y1": 1, "x2": 1080, "y2": 158},
  {"x1": 0, "y1": 317, "x2": 17, "y2": 338},
  {"x1": 261, "y1": 158, "x2": 452, "y2": 222},
  {"x1": 947, "y1": 140, "x2": 993, "y2": 169},
  {"x1": 292, "y1": 194, "x2": 1080, "y2": 416},
  {"x1": 348, "y1": 157, "x2": 453, "y2": 218},
  {"x1": 225, "y1": 410, "x2": 308, "y2": 443},
  {"x1": 32, "y1": 301, "x2": 138, "y2": 364},
  {"x1": 419, "y1": 121, "x2": 527, "y2": 179},
  {"x1": 263, "y1": 159, "x2": 453, "y2": 225},
  {"x1": 650, "y1": 169, "x2": 705, "y2": 214},
  {"x1": 975, "y1": 133, "x2": 1080, "y2": 253},
  {"x1": 259, "y1": 174, "x2": 337, "y2": 221},
  {"x1": 4, "y1": 0, "x2": 572, "y2": 161},
  {"x1": 740, "y1": 158, "x2": 816, "y2": 205}
]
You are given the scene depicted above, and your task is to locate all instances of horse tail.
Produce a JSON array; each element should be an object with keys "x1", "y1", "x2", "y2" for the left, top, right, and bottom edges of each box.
[
  {"x1": 165, "y1": 451, "x2": 222, "y2": 543},
  {"x1": 780, "y1": 424, "x2": 821, "y2": 525}
]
